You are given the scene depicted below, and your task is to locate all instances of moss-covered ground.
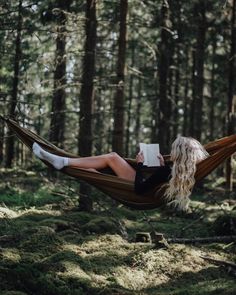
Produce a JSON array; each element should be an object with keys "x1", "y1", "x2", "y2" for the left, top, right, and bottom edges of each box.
[{"x1": 0, "y1": 168, "x2": 235, "y2": 295}]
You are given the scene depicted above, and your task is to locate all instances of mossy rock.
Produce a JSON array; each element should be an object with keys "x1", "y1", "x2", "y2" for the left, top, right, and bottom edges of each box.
[
  {"x1": 19, "y1": 230, "x2": 62, "y2": 254},
  {"x1": 135, "y1": 232, "x2": 152, "y2": 243},
  {"x1": 39, "y1": 219, "x2": 72, "y2": 232},
  {"x1": 63, "y1": 211, "x2": 94, "y2": 225},
  {"x1": 81, "y1": 217, "x2": 118, "y2": 234}
]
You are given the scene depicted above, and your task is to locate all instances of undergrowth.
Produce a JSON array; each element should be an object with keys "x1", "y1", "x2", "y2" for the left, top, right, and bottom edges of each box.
[{"x1": 0, "y1": 169, "x2": 235, "y2": 295}]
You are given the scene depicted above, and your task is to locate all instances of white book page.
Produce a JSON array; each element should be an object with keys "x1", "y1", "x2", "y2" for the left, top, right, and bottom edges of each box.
[
  {"x1": 139, "y1": 143, "x2": 148, "y2": 165},
  {"x1": 139, "y1": 143, "x2": 160, "y2": 167}
]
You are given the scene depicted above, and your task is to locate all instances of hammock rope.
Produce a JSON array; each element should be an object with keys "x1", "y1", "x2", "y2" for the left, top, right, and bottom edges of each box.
[{"x1": 1, "y1": 116, "x2": 236, "y2": 210}]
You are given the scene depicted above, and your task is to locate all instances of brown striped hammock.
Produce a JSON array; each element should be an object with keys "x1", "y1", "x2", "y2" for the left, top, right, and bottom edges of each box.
[{"x1": 2, "y1": 117, "x2": 236, "y2": 210}]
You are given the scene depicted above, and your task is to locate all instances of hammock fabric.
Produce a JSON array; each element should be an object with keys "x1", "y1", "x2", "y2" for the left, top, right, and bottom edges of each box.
[{"x1": 2, "y1": 117, "x2": 236, "y2": 210}]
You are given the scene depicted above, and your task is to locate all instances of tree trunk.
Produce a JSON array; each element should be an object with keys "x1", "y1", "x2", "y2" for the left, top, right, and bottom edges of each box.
[
  {"x1": 157, "y1": 0, "x2": 172, "y2": 153},
  {"x1": 112, "y1": 0, "x2": 128, "y2": 156},
  {"x1": 125, "y1": 41, "x2": 135, "y2": 156},
  {"x1": 135, "y1": 77, "x2": 142, "y2": 150},
  {"x1": 151, "y1": 54, "x2": 159, "y2": 143},
  {"x1": 226, "y1": 0, "x2": 236, "y2": 190},
  {"x1": 173, "y1": 55, "x2": 180, "y2": 139},
  {"x1": 0, "y1": 117, "x2": 3, "y2": 164},
  {"x1": 189, "y1": 48, "x2": 196, "y2": 136},
  {"x1": 167, "y1": 56, "x2": 173, "y2": 141},
  {"x1": 78, "y1": 0, "x2": 97, "y2": 211},
  {"x1": 191, "y1": 0, "x2": 206, "y2": 141},
  {"x1": 172, "y1": 0, "x2": 181, "y2": 139},
  {"x1": 5, "y1": 0, "x2": 23, "y2": 167},
  {"x1": 94, "y1": 82, "x2": 103, "y2": 155},
  {"x1": 49, "y1": 1, "x2": 71, "y2": 148},
  {"x1": 0, "y1": 47, "x2": 4, "y2": 164},
  {"x1": 183, "y1": 46, "x2": 190, "y2": 136},
  {"x1": 209, "y1": 34, "x2": 217, "y2": 140}
]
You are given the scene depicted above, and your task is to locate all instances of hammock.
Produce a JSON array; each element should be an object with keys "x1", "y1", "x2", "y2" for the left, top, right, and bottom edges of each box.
[{"x1": 2, "y1": 117, "x2": 236, "y2": 210}]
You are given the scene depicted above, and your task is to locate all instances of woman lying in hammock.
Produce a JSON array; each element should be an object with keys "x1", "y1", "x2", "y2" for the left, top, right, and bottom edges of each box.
[{"x1": 32, "y1": 136, "x2": 209, "y2": 209}]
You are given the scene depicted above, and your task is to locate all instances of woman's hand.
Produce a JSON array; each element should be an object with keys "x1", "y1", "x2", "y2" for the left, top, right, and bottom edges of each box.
[
  {"x1": 136, "y1": 151, "x2": 144, "y2": 164},
  {"x1": 158, "y1": 154, "x2": 165, "y2": 166}
]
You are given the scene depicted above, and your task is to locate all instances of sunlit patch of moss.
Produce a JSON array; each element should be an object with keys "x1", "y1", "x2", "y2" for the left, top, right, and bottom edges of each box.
[
  {"x1": 60, "y1": 261, "x2": 91, "y2": 280},
  {"x1": 0, "y1": 248, "x2": 21, "y2": 263},
  {"x1": 0, "y1": 207, "x2": 18, "y2": 219},
  {"x1": 0, "y1": 170, "x2": 236, "y2": 294},
  {"x1": 18, "y1": 208, "x2": 61, "y2": 219},
  {"x1": 115, "y1": 266, "x2": 162, "y2": 291}
]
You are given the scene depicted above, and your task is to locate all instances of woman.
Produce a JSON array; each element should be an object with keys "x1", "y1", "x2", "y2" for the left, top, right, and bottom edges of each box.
[{"x1": 32, "y1": 136, "x2": 209, "y2": 210}]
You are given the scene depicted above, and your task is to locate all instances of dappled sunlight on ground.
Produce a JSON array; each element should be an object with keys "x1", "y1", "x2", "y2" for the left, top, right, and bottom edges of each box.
[{"x1": 0, "y1": 170, "x2": 235, "y2": 294}]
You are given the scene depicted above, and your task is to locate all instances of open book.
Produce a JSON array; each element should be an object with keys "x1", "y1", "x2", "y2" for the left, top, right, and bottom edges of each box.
[{"x1": 139, "y1": 143, "x2": 160, "y2": 167}]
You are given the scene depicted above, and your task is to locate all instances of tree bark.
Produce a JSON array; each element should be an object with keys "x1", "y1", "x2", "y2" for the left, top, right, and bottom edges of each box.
[
  {"x1": 209, "y1": 34, "x2": 217, "y2": 140},
  {"x1": 112, "y1": 0, "x2": 128, "y2": 156},
  {"x1": 183, "y1": 46, "x2": 190, "y2": 136},
  {"x1": 189, "y1": 48, "x2": 196, "y2": 136},
  {"x1": 125, "y1": 41, "x2": 135, "y2": 156},
  {"x1": 172, "y1": 0, "x2": 182, "y2": 139},
  {"x1": 0, "y1": 112, "x2": 3, "y2": 164},
  {"x1": 173, "y1": 46, "x2": 180, "y2": 139},
  {"x1": 157, "y1": 0, "x2": 172, "y2": 153},
  {"x1": 135, "y1": 77, "x2": 142, "y2": 148},
  {"x1": 94, "y1": 83, "x2": 103, "y2": 155},
  {"x1": 5, "y1": 0, "x2": 23, "y2": 167},
  {"x1": 191, "y1": 0, "x2": 206, "y2": 141},
  {"x1": 226, "y1": 0, "x2": 236, "y2": 190},
  {"x1": 49, "y1": 0, "x2": 71, "y2": 148},
  {"x1": 78, "y1": 0, "x2": 97, "y2": 211},
  {"x1": 0, "y1": 47, "x2": 4, "y2": 164}
]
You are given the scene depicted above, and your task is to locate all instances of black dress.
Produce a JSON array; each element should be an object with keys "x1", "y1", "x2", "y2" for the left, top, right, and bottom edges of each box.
[{"x1": 134, "y1": 163, "x2": 172, "y2": 194}]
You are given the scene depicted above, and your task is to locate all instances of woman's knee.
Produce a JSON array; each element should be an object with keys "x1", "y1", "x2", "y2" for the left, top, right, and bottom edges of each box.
[{"x1": 107, "y1": 152, "x2": 120, "y2": 162}]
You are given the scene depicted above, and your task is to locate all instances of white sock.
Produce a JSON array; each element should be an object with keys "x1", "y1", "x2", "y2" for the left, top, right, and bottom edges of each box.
[{"x1": 32, "y1": 142, "x2": 69, "y2": 170}]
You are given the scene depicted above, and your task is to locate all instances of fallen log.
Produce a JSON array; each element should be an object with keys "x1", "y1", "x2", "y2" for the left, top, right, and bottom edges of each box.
[
  {"x1": 200, "y1": 255, "x2": 236, "y2": 277},
  {"x1": 200, "y1": 255, "x2": 236, "y2": 269},
  {"x1": 136, "y1": 233, "x2": 236, "y2": 245},
  {"x1": 166, "y1": 235, "x2": 236, "y2": 244}
]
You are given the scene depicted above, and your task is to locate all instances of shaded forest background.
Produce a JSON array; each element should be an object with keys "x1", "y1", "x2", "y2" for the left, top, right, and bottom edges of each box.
[
  {"x1": 0, "y1": 0, "x2": 235, "y2": 182},
  {"x1": 0, "y1": 2, "x2": 236, "y2": 294}
]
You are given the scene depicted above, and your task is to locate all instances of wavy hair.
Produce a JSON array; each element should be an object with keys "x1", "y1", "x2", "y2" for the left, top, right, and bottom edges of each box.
[{"x1": 165, "y1": 136, "x2": 209, "y2": 210}]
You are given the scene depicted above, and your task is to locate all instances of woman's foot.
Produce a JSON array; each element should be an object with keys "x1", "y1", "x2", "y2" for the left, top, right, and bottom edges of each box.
[{"x1": 32, "y1": 142, "x2": 68, "y2": 170}]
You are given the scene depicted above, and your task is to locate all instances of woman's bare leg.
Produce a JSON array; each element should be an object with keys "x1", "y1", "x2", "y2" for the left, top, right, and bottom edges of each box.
[
  {"x1": 33, "y1": 142, "x2": 135, "y2": 181},
  {"x1": 68, "y1": 152, "x2": 136, "y2": 181}
]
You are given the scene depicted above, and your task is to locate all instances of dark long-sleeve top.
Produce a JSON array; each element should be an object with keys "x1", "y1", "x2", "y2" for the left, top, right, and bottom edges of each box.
[{"x1": 134, "y1": 162, "x2": 172, "y2": 194}]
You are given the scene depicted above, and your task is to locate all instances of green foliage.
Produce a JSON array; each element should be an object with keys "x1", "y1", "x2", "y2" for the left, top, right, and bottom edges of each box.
[{"x1": 1, "y1": 0, "x2": 234, "y2": 160}]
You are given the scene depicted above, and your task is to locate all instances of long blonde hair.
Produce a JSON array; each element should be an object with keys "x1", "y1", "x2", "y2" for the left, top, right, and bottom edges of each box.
[{"x1": 165, "y1": 136, "x2": 209, "y2": 210}]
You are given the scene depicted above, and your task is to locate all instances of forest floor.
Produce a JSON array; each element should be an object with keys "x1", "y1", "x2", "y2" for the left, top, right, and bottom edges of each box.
[{"x1": 0, "y1": 168, "x2": 235, "y2": 295}]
